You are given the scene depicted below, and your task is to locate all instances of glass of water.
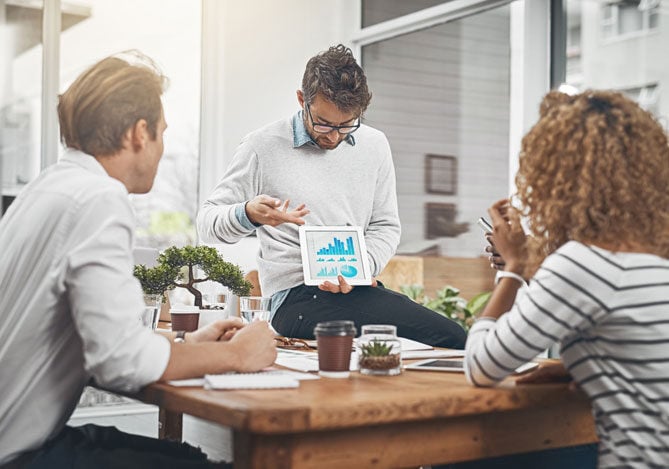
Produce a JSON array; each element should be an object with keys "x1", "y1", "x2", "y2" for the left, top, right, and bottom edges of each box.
[
  {"x1": 141, "y1": 294, "x2": 162, "y2": 330},
  {"x1": 239, "y1": 296, "x2": 271, "y2": 323}
]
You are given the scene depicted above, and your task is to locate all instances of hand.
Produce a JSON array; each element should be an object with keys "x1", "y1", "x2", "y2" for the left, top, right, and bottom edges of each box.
[
  {"x1": 187, "y1": 318, "x2": 244, "y2": 343},
  {"x1": 484, "y1": 235, "x2": 506, "y2": 270},
  {"x1": 515, "y1": 361, "x2": 572, "y2": 385},
  {"x1": 488, "y1": 199, "x2": 527, "y2": 275},
  {"x1": 318, "y1": 275, "x2": 378, "y2": 294},
  {"x1": 228, "y1": 321, "x2": 278, "y2": 372},
  {"x1": 245, "y1": 195, "x2": 309, "y2": 227}
]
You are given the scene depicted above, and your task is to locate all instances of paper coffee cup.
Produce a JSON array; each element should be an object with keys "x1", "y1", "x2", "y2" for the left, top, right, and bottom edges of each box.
[
  {"x1": 170, "y1": 305, "x2": 200, "y2": 332},
  {"x1": 314, "y1": 320, "x2": 356, "y2": 378}
]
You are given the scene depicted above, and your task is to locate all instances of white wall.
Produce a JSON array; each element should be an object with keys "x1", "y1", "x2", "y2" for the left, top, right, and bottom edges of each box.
[{"x1": 199, "y1": 0, "x2": 356, "y2": 271}]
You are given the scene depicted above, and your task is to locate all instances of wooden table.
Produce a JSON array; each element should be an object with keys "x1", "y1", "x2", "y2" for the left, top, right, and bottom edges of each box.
[{"x1": 135, "y1": 364, "x2": 598, "y2": 469}]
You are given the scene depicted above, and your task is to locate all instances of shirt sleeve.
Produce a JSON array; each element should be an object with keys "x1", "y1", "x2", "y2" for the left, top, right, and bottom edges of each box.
[
  {"x1": 197, "y1": 140, "x2": 259, "y2": 244},
  {"x1": 464, "y1": 246, "x2": 603, "y2": 387},
  {"x1": 364, "y1": 136, "x2": 401, "y2": 276},
  {"x1": 65, "y1": 189, "x2": 170, "y2": 393}
]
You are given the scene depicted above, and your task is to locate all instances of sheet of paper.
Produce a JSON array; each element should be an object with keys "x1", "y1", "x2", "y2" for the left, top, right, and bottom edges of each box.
[
  {"x1": 397, "y1": 337, "x2": 434, "y2": 351},
  {"x1": 276, "y1": 350, "x2": 359, "y2": 372}
]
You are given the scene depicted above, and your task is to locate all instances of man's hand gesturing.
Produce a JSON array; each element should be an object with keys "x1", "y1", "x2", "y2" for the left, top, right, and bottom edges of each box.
[{"x1": 246, "y1": 195, "x2": 309, "y2": 227}]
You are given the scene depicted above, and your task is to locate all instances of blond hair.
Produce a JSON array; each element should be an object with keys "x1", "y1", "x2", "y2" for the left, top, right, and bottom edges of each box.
[{"x1": 58, "y1": 50, "x2": 168, "y2": 156}]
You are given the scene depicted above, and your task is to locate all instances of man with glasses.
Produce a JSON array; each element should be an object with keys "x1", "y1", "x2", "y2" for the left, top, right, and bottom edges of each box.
[{"x1": 198, "y1": 45, "x2": 466, "y2": 348}]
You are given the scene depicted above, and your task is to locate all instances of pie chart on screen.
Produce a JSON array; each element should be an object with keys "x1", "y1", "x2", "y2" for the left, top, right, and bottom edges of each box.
[{"x1": 340, "y1": 265, "x2": 358, "y2": 278}]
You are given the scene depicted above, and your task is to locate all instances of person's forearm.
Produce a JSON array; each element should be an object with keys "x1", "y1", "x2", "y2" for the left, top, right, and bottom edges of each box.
[
  {"x1": 480, "y1": 277, "x2": 522, "y2": 319},
  {"x1": 159, "y1": 342, "x2": 242, "y2": 381}
]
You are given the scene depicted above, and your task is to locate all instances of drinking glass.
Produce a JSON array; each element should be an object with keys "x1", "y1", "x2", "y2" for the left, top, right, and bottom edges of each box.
[
  {"x1": 141, "y1": 294, "x2": 162, "y2": 330},
  {"x1": 239, "y1": 296, "x2": 271, "y2": 323}
]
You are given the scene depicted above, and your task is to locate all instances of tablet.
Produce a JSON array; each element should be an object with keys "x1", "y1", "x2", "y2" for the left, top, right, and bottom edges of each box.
[
  {"x1": 298, "y1": 225, "x2": 373, "y2": 286},
  {"x1": 404, "y1": 359, "x2": 539, "y2": 374},
  {"x1": 404, "y1": 359, "x2": 465, "y2": 372}
]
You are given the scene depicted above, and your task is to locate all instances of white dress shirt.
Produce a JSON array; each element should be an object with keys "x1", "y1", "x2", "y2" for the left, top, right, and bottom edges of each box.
[{"x1": 0, "y1": 149, "x2": 170, "y2": 464}]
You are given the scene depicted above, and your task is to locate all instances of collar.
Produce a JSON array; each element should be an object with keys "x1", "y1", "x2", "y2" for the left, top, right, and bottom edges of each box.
[
  {"x1": 60, "y1": 148, "x2": 110, "y2": 177},
  {"x1": 292, "y1": 111, "x2": 356, "y2": 148},
  {"x1": 59, "y1": 148, "x2": 128, "y2": 193}
]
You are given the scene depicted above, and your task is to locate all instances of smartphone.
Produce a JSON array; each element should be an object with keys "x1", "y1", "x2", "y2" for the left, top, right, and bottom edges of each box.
[{"x1": 476, "y1": 217, "x2": 493, "y2": 234}]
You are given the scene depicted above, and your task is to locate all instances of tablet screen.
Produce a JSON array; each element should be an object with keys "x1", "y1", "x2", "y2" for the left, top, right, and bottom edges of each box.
[
  {"x1": 298, "y1": 226, "x2": 373, "y2": 286},
  {"x1": 405, "y1": 359, "x2": 464, "y2": 372}
]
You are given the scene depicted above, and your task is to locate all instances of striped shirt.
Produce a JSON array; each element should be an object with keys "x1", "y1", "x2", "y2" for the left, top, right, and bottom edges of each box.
[{"x1": 464, "y1": 241, "x2": 669, "y2": 468}]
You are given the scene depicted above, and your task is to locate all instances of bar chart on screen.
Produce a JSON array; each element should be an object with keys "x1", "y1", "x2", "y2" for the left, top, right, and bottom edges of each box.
[{"x1": 299, "y1": 226, "x2": 373, "y2": 286}]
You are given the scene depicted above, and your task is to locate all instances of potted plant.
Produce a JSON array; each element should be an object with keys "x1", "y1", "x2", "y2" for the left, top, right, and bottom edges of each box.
[
  {"x1": 358, "y1": 324, "x2": 402, "y2": 376},
  {"x1": 359, "y1": 340, "x2": 402, "y2": 375},
  {"x1": 134, "y1": 245, "x2": 252, "y2": 308},
  {"x1": 400, "y1": 285, "x2": 491, "y2": 332}
]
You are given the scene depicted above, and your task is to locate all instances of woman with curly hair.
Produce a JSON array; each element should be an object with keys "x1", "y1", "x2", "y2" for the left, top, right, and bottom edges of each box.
[{"x1": 464, "y1": 90, "x2": 669, "y2": 468}]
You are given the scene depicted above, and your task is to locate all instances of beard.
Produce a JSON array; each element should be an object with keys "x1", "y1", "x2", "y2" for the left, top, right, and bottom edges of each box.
[
  {"x1": 314, "y1": 136, "x2": 343, "y2": 150},
  {"x1": 304, "y1": 119, "x2": 344, "y2": 150}
]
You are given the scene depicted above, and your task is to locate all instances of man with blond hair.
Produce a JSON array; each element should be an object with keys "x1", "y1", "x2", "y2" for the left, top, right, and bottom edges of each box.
[{"x1": 0, "y1": 51, "x2": 275, "y2": 468}]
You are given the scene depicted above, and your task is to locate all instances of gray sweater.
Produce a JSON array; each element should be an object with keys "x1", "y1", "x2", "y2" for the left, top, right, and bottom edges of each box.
[{"x1": 197, "y1": 114, "x2": 401, "y2": 298}]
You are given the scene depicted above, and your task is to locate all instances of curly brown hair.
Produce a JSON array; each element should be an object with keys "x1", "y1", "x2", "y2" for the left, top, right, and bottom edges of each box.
[
  {"x1": 302, "y1": 44, "x2": 371, "y2": 115},
  {"x1": 516, "y1": 90, "x2": 669, "y2": 275}
]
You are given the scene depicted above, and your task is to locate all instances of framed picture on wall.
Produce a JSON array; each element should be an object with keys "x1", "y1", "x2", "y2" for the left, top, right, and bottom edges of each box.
[{"x1": 425, "y1": 154, "x2": 457, "y2": 195}]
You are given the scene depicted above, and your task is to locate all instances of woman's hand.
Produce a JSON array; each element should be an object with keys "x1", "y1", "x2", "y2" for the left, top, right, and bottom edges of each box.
[
  {"x1": 485, "y1": 235, "x2": 506, "y2": 270},
  {"x1": 488, "y1": 199, "x2": 527, "y2": 275},
  {"x1": 515, "y1": 361, "x2": 572, "y2": 385}
]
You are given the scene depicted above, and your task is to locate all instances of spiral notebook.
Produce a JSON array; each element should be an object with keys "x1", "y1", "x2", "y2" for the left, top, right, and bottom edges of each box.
[{"x1": 202, "y1": 370, "x2": 317, "y2": 390}]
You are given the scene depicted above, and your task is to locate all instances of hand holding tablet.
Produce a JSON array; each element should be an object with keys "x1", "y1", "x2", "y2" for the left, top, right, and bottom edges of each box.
[{"x1": 298, "y1": 226, "x2": 373, "y2": 286}]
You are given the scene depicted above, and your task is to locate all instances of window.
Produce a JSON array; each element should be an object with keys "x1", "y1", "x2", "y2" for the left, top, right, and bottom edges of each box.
[
  {"x1": 361, "y1": 0, "x2": 447, "y2": 28},
  {"x1": 1, "y1": 1, "x2": 203, "y2": 248},
  {"x1": 623, "y1": 83, "x2": 659, "y2": 115},
  {"x1": 563, "y1": 0, "x2": 667, "y2": 126},
  {"x1": 360, "y1": 2, "x2": 511, "y2": 257},
  {"x1": 60, "y1": 0, "x2": 202, "y2": 250},
  {"x1": 602, "y1": 0, "x2": 660, "y2": 39},
  {"x1": 0, "y1": 0, "x2": 45, "y2": 213}
]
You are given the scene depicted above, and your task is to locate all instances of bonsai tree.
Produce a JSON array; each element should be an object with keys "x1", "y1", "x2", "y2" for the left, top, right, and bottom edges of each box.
[{"x1": 134, "y1": 245, "x2": 252, "y2": 307}]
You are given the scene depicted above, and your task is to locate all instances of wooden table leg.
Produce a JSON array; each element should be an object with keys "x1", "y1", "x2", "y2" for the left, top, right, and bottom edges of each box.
[{"x1": 159, "y1": 407, "x2": 183, "y2": 441}]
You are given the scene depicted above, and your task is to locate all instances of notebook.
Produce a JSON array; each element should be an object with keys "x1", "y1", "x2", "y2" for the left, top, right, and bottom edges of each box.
[{"x1": 202, "y1": 370, "x2": 317, "y2": 390}]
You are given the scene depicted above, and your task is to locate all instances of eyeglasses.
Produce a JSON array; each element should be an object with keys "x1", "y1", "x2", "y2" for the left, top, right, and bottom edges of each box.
[
  {"x1": 305, "y1": 103, "x2": 360, "y2": 135},
  {"x1": 274, "y1": 336, "x2": 315, "y2": 350}
]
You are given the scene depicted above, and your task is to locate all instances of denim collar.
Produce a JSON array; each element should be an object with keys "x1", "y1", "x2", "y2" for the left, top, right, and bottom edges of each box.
[{"x1": 292, "y1": 111, "x2": 356, "y2": 148}]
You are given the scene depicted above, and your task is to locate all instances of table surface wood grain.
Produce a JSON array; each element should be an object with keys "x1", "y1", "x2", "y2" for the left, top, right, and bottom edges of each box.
[{"x1": 135, "y1": 361, "x2": 598, "y2": 468}]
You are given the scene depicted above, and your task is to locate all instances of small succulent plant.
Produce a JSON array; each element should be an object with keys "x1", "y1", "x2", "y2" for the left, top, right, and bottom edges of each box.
[{"x1": 360, "y1": 340, "x2": 394, "y2": 357}]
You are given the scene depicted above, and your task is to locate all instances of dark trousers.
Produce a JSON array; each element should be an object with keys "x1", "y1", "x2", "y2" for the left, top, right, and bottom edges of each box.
[
  {"x1": 435, "y1": 443, "x2": 598, "y2": 469},
  {"x1": 272, "y1": 283, "x2": 467, "y2": 348},
  {"x1": 7, "y1": 424, "x2": 230, "y2": 469}
]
